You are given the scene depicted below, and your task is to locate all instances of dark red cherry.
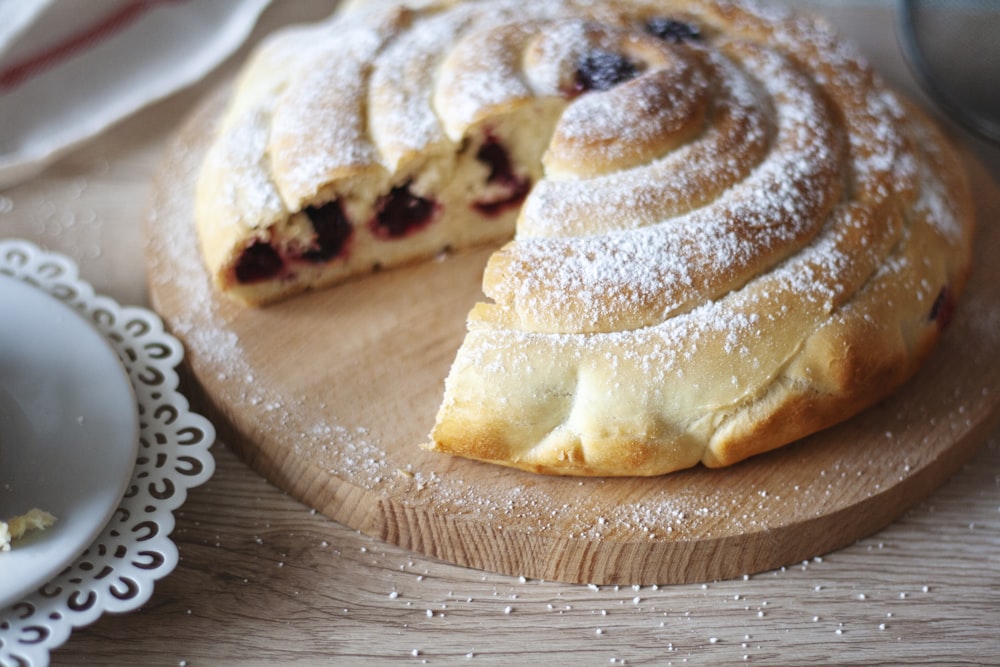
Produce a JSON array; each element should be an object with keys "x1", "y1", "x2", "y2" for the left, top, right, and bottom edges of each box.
[
  {"x1": 473, "y1": 138, "x2": 531, "y2": 216},
  {"x1": 645, "y1": 17, "x2": 702, "y2": 43},
  {"x1": 477, "y1": 141, "x2": 516, "y2": 185},
  {"x1": 371, "y1": 181, "x2": 437, "y2": 239},
  {"x1": 929, "y1": 285, "x2": 955, "y2": 328},
  {"x1": 234, "y1": 240, "x2": 283, "y2": 284},
  {"x1": 575, "y1": 49, "x2": 639, "y2": 92},
  {"x1": 302, "y1": 200, "x2": 352, "y2": 262}
]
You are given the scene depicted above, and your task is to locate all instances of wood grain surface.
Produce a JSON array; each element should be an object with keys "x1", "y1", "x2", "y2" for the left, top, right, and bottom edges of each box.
[
  {"x1": 144, "y1": 80, "x2": 1000, "y2": 586},
  {"x1": 1, "y1": 2, "x2": 996, "y2": 664}
]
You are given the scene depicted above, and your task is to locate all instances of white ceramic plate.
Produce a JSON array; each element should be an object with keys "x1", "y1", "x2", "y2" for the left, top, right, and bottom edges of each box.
[
  {"x1": 0, "y1": 239, "x2": 215, "y2": 667},
  {"x1": 0, "y1": 273, "x2": 139, "y2": 608}
]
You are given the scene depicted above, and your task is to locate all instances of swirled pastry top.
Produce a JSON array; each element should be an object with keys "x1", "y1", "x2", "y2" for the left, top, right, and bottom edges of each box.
[{"x1": 195, "y1": 0, "x2": 975, "y2": 476}]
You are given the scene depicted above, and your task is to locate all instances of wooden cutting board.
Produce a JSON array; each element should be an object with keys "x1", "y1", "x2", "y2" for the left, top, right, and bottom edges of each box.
[{"x1": 145, "y1": 89, "x2": 1000, "y2": 585}]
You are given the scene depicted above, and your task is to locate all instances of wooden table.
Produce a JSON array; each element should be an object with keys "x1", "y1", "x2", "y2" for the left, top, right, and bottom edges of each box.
[{"x1": 5, "y1": 2, "x2": 999, "y2": 664}]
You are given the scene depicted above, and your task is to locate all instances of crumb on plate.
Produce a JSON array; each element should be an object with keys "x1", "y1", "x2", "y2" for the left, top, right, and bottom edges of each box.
[{"x1": 0, "y1": 509, "x2": 56, "y2": 551}]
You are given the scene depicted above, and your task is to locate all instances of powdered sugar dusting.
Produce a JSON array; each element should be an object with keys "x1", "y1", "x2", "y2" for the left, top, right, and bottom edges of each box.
[
  {"x1": 188, "y1": 0, "x2": 975, "y2": 486},
  {"x1": 369, "y1": 5, "x2": 479, "y2": 167},
  {"x1": 551, "y1": 54, "x2": 709, "y2": 173},
  {"x1": 519, "y1": 49, "x2": 768, "y2": 238},
  {"x1": 149, "y1": 0, "x2": 995, "y2": 591},
  {"x1": 433, "y1": 20, "x2": 537, "y2": 141},
  {"x1": 490, "y1": 43, "x2": 841, "y2": 334},
  {"x1": 522, "y1": 18, "x2": 595, "y2": 95},
  {"x1": 432, "y1": 0, "x2": 975, "y2": 479},
  {"x1": 268, "y1": 19, "x2": 389, "y2": 206},
  {"x1": 151, "y1": 100, "x2": 397, "y2": 493},
  {"x1": 203, "y1": 108, "x2": 286, "y2": 234}
]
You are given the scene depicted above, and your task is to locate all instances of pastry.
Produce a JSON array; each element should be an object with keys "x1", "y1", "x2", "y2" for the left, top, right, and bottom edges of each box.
[
  {"x1": 194, "y1": 0, "x2": 975, "y2": 475},
  {"x1": 0, "y1": 509, "x2": 56, "y2": 551}
]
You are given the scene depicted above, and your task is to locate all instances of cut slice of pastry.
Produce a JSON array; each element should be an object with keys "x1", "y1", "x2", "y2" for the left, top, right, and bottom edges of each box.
[{"x1": 194, "y1": 0, "x2": 975, "y2": 476}]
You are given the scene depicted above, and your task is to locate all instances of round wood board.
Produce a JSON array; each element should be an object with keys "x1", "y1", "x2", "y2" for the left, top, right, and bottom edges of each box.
[{"x1": 145, "y1": 88, "x2": 1000, "y2": 585}]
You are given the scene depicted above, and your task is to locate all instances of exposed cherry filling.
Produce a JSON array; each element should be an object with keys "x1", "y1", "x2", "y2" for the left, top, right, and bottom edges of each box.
[
  {"x1": 231, "y1": 18, "x2": 706, "y2": 289},
  {"x1": 574, "y1": 49, "x2": 640, "y2": 93},
  {"x1": 645, "y1": 17, "x2": 702, "y2": 43},
  {"x1": 472, "y1": 138, "x2": 531, "y2": 216},
  {"x1": 233, "y1": 200, "x2": 355, "y2": 285},
  {"x1": 477, "y1": 141, "x2": 515, "y2": 183},
  {"x1": 233, "y1": 142, "x2": 532, "y2": 284},
  {"x1": 302, "y1": 200, "x2": 353, "y2": 262},
  {"x1": 929, "y1": 285, "x2": 955, "y2": 328},
  {"x1": 234, "y1": 239, "x2": 283, "y2": 284},
  {"x1": 371, "y1": 181, "x2": 438, "y2": 239}
]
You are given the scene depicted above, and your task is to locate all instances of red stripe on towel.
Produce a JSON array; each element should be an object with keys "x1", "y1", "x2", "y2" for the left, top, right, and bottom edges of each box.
[{"x1": 0, "y1": 0, "x2": 182, "y2": 93}]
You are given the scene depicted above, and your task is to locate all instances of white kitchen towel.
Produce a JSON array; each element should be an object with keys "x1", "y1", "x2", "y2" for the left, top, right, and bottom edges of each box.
[{"x1": 0, "y1": 0, "x2": 272, "y2": 189}]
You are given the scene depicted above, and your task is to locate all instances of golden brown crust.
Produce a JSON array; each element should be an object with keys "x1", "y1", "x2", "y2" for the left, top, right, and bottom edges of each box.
[
  {"x1": 196, "y1": 0, "x2": 975, "y2": 476},
  {"x1": 426, "y1": 1, "x2": 974, "y2": 476}
]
